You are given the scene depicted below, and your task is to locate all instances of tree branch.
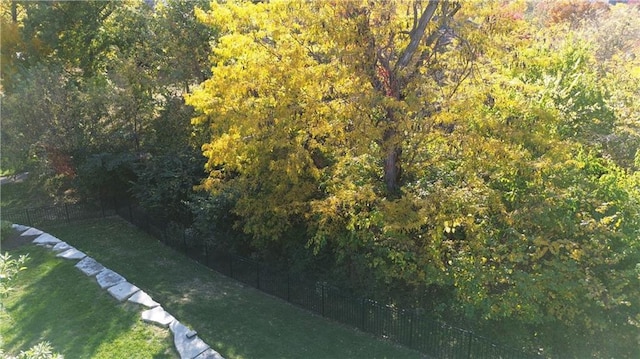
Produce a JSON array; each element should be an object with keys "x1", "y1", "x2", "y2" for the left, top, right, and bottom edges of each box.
[{"x1": 395, "y1": 0, "x2": 439, "y2": 70}]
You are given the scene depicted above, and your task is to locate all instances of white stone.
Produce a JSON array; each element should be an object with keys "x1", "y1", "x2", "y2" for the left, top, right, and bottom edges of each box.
[
  {"x1": 128, "y1": 290, "x2": 160, "y2": 308},
  {"x1": 170, "y1": 321, "x2": 211, "y2": 359},
  {"x1": 52, "y1": 242, "x2": 72, "y2": 252},
  {"x1": 75, "y1": 257, "x2": 105, "y2": 277},
  {"x1": 11, "y1": 224, "x2": 30, "y2": 232},
  {"x1": 21, "y1": 227, "x2": 43, "y2": 236},
  {"x1": 56, "y1": 248, "x2": 86, "y2": 260},
  {"x1": 107, "y1": 282, "x2": 140, "y2": 302},
  {"x1": 96, "y1": 269, "x2": 125, "y2": 289},
  {"x1": 193, "y1": 349, "x2": 225, "y2": 359},
  {"x1": 141, "y1": 306, "x2": 175, "y2": 328},
  {"x1": 33, "y1": 233, "x2": 62, "y2": 245}
]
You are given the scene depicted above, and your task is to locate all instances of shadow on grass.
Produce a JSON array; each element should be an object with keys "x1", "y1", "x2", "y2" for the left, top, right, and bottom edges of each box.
[
  {"x1": 43, "y1": 218, "x2": 423, "y2": 359},
  {"x1": 1, "y1": 246, "x2": 174, "y2": 358}
]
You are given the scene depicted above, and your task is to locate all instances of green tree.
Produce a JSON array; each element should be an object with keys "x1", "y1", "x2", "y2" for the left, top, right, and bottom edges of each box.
[
  {"x1": 5, "y1": 1, "x2": 117, "y2": 80},
  {"x1": 1, "y1": 0, "x2": 214, "y2": 201}
]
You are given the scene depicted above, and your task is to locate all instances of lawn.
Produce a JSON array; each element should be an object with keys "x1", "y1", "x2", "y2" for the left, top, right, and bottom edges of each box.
[
  {"x1": 1, "y1": 176, "x2": 422, "y2": 359},
  {"x1": 0, "y1": 243, "x2": 176, "y2": 358},
  {"x1": 35, "y1": 218, "x2": 423, "y2": 359}
]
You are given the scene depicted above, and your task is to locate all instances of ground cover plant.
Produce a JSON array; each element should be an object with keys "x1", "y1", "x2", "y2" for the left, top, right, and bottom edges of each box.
[
  {"x1": 41, "y1": 217, "x2": 422, "y2": 359},
  {"x1": 0, "y1": 243, "x2": 176, "y2": 358}
]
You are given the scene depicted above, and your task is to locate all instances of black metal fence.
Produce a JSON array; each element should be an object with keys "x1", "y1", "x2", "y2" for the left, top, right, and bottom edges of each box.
[
  {"x1": 3, "y1": 202, "x2": 541, "y2": 359},
  {"x1": 1, "y1": 202, "x2": 114, "y2": 227},
  {"x1": 200, "y1": 252, "x2": 538, "y2": 359}
]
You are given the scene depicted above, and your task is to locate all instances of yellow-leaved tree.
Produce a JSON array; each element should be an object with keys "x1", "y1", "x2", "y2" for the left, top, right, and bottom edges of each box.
[
  {"x1": 188, "y1": 0, "x2": 474, "y2": 247},
  {"x1": 188, "y1": 1, "x2": 640, "y2": 357}
]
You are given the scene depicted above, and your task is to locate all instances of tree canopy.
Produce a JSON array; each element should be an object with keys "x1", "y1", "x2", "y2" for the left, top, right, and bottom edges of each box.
[
  {"x1": 1, "y1": 0, "x2": 213, "y2": 201},
  {"x1": 187, "y1": 1, "x2": 640, "y2": 357}
]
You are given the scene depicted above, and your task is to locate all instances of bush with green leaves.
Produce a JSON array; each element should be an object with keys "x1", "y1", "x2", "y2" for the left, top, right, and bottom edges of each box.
[
  {"x1": 0, "y1": 342, "x2": 63, "y2": 359},
  {"x1": 1, "y1": 252, "x2": 29, "y2": 313}
]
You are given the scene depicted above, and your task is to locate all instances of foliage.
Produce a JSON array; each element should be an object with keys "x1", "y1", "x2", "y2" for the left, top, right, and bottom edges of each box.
[
  {"x1": 0, "y1": 252, "x2": 28, "y2": 311},
  {"x1": 132, "y1": 151, "x2": 201, "y2": 224},
  {"x1": 132, "y1": 96, "x2": 207, "y2": 223},
  {"x1": 0, "y1": 177, "x2": 54, "y2": 210},
  {"x1": 0, "y1": 0, "x2": 214, "y2": 200},
  {"x1": 9, "y1": 1, "x2": 118, "y2": 79},
  {"x1": 2, "y1": 0, "x2": 639, "y2": 357},
  {"x1": 75, "y1": 152, "x2": 137, "y2": 203},
  {"x1": 187, "y1": 189, "x2": 241, "y2": 250},
  {"x1": 15, "y1": 342, "x2": 63, "y2": 359},
  {"x1": 188, "y1": 1, "x2": 640, "y2": 357}
]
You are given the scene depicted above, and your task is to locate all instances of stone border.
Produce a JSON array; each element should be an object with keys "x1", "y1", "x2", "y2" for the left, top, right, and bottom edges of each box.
[{"x1": 13, "y1": 223, "x2": 224, "y2": 359}]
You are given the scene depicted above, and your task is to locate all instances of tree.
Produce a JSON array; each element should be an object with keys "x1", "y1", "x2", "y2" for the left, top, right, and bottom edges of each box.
[
  {"x1": 0, "y1": 1, "x2": 134, "y2": 186},
  {"x1": 153, "y1": 0, "x2": 215, "y2": 92},
  {"x1": 188, "y1": 0, "x2": 474, "y2": 244},
  {"x1": 15, "y1": 1, "x2": 117, "y2": 78},
  {"x1": 1, "y1": 0, "x2": 214, "y2": 200},
  {"x1": 128, "y1": 0, "x2": 215, "y2": 221},
  {"x1": 189, "y1": 1, "x2": 640, "y2": 357}
]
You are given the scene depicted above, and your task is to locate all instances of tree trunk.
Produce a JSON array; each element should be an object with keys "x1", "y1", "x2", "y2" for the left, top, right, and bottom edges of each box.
[
  {"x1": 384, "y1": 145, "x2": 402, "y2": 195},
  {"x1": 383, "y1": 119, "x2": 402, "y2": 195},
  {"x1": 366, "y1": 1, "x2": 460, "y2": 195}
]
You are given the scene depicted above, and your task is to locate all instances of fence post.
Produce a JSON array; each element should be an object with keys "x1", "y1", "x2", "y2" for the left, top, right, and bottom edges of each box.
[
  {"x1": 286, "y1": 272, "x2": 291, "y2": 302},
  {"x1": 321, "y1": 283, "x2": 326, "y2": 317},
  {"x1": 203, "y1": 240, "x2": 209, "y2": 267},
  {"x1": 182, "y1": 230, "x2": 188, "y2": 253},
  {"x1": 25, "y1": 208, "x2": 32, "y2": 226},
  {"x1": 409, "y1": 310, "x2": 414, "y2": 348},
  {"x1": 467, "y1": 330, "x2": 473, "y2": 359},
  {"x1": 256, "y1": 262, "x2": 261, "y2": 290},
  {"x1": 64, "y1": 203, "x2": 71, "y2": 223},
  {"x1": 361, "y1": 298, "x2": 366, "y2": 331}
]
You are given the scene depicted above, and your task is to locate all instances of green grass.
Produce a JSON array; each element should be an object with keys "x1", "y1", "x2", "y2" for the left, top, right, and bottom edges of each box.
[
  {"x1": 0, "y1": 244, "x2": 176, "y2": 358},
  {"x1": 40, "y1": 218, "x2": 423, "y2": 359},
  {"x1": 1, "y1": 179, "x2": 422, "y2": 358}
]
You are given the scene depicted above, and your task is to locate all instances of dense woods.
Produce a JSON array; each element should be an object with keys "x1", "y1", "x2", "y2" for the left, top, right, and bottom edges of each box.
[{"x1": 1, "y1": 1, "x2": 639, "y2": 357}]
